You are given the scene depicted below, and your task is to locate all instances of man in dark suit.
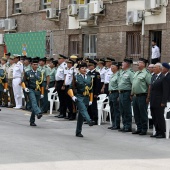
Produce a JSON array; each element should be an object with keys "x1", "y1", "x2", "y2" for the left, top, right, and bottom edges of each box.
[
  {"x1": 162, "y1": 63, "x2": 170, "y2": 101},
  {"x1": 150, "y1": 63, "x2": 169, "y2": 138},
  {"x1": 87, "y1": 59, "x2": 101, "y2": 125}
]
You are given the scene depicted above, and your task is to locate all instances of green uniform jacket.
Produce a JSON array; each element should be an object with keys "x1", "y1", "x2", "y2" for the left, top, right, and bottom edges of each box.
[
  {"x1": 0, "y1": 69, "x2": 7, "y2": 92},
  {"x1": 132, "y1": 68, "x2": 151, "y2": 94},
  {"x1": 109, "y1": 71, "x2": 119, "y2": 91},
  {"x1": 23, "y1": 70, "x2": 43, "y2": 91}
]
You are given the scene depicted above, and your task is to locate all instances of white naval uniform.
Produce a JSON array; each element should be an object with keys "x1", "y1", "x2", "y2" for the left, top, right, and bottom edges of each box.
[
  {"x1": 104, "y1": 68, "x2": 113, "y2": 84},
  {"x1": 12, "y1": 61, "x2": 23, "y2": 108},
  {"x1": 99, "y1": 67, "x2": 107, "y2": 83},
  {"x1": 65, "y1": 67, "x2": 74, "y2": 86},
  {"x1": 55, "y1": 62, "x2": 68, "y2": 81}
]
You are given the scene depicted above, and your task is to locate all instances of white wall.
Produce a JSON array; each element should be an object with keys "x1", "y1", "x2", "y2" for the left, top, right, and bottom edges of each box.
[{"x1": 127, "y1": 0, "x2": 166, "y2": 25}]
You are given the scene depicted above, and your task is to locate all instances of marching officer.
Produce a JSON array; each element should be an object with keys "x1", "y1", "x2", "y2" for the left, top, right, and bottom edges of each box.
[
  {"x1": 64, "y1": 58, "x2": 76, "y2": 120},
  {"x1": 0, "y1": 66, "x2": 8, "y2": 107},
  {"x1": 23, "y1": 57, "x2": 32, "y2": 110},
  {"x1": 108, "y1": 62, "x2": 121, "y2": 130},
  {"x1": 37, "y1": 57, "x2": 50, "y2": 113},
  {"x1": 131, "y1": 58, "x2": 151, "y2": 135},
  {"x1": 87, "y1": 59, "x2": 101, "y2": 125},
  {"x1": 55, "y1": 54, "x2": 68, "y2": 118},
  {"x1": 118, "y1": 58, "x2": 134, "y2": 132},
  {"x1": 101, "y1": 57, "x2": 115, "y2": 95},
  {"x1": 0, "y1": 57, "x2": 9, "y2": 107},
  {"x1": 7, "y1": 56, "x2": 16, "y2": 108},
  {"x1": 13, "y1": 55, "x2": 24, "y2": 109},
  {"x1": 22, "y1": 57, "x2": 44, "y2": 126},
  {"x1": 67, "y1": 62, "x2": 95, "y2": 137}
]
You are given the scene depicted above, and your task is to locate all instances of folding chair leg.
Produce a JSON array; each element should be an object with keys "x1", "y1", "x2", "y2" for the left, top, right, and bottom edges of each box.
[
  {"x1": 50, "y1": 101, "x2": 54, "y2": 114},
  {"x1": 109, "y1": 112, "x2": 112, "y2": 125},
  {"x1": 153, "y1": 126, "x2": 156, "y2": 135},
  {"x1": 165, "y1": 119, "x2": 170, "y2": 139}
]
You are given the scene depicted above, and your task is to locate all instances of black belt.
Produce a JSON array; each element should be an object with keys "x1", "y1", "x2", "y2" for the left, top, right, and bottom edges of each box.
[
  {"x1": 57, "y1": 80, "x2": 64, "y2": 82},
  {"x1": 119, "y1": 90, "x2": 131, "y2": 93},
  {"x1": 110, "y1": 90, "x2": 119, "y2": 93},
  {"x1": 134, "y1": 93, "x2": 147, "y2": 97}
]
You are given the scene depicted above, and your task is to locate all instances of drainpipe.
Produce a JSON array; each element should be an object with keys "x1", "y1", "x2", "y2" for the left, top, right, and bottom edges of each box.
[
  {"x1": 6, "y1": 0, "x2": 9, "y2": 18},
  {"x1": 142, "y1": 10, "x2": 145, "y2": 59},
  {"x1": 59, "y1": 0, "x2": 61, "y2": 16}
]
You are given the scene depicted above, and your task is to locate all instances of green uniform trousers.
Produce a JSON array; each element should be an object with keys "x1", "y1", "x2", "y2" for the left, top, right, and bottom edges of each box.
[
  {"x1": 119, "y1": 91, "x2": 132, "y2": 130},
  {"x1": 133, "y1": 95, "x2": 148, "y2": 132},
  {"x1": 109, "y1": 92, "x2": 120, "y2": 128},
  {"x1": 28, "y1": 89, "x2": 41, "y2": 123},
  {"x1": 75, "y1": 94, "x2": 91, "y2": 135}
]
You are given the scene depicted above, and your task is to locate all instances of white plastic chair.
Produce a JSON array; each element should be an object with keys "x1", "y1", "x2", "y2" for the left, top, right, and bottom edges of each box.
[
  {"x1": 97, "y1": 94, "x2": 107, "y2": 125},
  {"x1": 102, "y1": 103, "x2": 112, "y2": 125},
  {"x1": 48, "y1": 87, "x2": 59, "y2": 114},
  {"x1": 165, "y1": 102, "x2": 170, "y2": 139}
]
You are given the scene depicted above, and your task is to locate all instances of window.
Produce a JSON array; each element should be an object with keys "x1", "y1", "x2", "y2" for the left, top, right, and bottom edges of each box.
[
  {"x1": 126, "y1": 32, "x2": 141, "y2": 59},
  {"x1": 69, "y1": 35, "x2": 79, "y2": 57},
  {"x1": 83, "y1": 34, "x2": 97, "y2": 59},
  {"x1": 13, "y1": 0, "x2": 22, "y2": 14},
  {"x1": 40, "y1": 0, "x2": 51, "y2": 10}
]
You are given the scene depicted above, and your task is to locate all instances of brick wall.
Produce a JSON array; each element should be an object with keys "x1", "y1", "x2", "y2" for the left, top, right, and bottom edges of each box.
[{"x1": 0, "y1": 0, "x2": 169, "y2": 62}]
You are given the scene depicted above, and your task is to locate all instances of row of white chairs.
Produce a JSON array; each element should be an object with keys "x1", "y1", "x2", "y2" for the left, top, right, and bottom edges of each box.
[{"x1": 97, "y1": 94, "x2": 170, "y2": 139}]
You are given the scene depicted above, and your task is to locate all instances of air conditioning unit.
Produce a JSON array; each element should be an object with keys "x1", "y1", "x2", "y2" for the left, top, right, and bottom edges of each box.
[
  {"x1": 89, "y1": 0, "x2": 103, "y2": 14},
  {"x1": 4, "y1": 19, "x2": 17, "y2": 31},
  {"x1": 145, "y1": 0, "x2": 162, "y2": 12},
  {"x1": 46, "y1": 8, "x2": 60, "y2": 21},
  {"x1": 0, "y1": 20, "x2": 5, "y2": 28},
  {"x1": 0, "y1": 34, "x2": 4, "y2": 44},
  {"x1": 127, "y1": 10, "x2": 143, "y2": 25},
  {"x1": 68, "y1": 4, "x2": 78, "y2": 16},
  {"x1": 78, "y1": 4, "x2": 91, "y2": 21}
]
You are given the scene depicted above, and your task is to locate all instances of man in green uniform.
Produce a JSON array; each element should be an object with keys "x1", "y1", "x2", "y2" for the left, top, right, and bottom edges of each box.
[
  {"x1": 118, "y1": 58, "x2": 134, "y2": 132},
  {"x1": 7, "y1": 56, "x2": 16, "y2": 108},
  {"x1": 0, "y1": 67, "x2": 8, "y2": 107},
  {"x1": 131, "y1": 58, "x2": 151, "y2": 135},
  {"x1": 22, "y1": 57, "x2": 44, "y2": 126},
  {"x1": 37, "y1": 57, "x2": 50, "y2": 113},
  {"x1": 108, "y1": 62, "x2": 121, "y2": 130},
  {"x1": 23, "y1": 57, "x2": 32, "y2": 110},
  {"x1": 49, "y1": 60, "x2": 57, "y2": 88},
  {"x1": 0, "y1": 57, "x2": 9, "y2": 107}
]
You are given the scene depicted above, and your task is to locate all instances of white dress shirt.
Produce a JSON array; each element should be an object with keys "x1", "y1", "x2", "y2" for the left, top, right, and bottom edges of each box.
[
  {"x1": 55, "y1": 62, "x2": 68, "y2": 81},
  {"x1": 65, "y1": 67, "x2": 74, "y2": 86},
  {"x1": 151, "y1": 45, "x2": 160, "y2": 59},
  {"x1": 13, "y1": 61, "x2": 23, "y2": 78},
  {"x1": 99, "y1": 67, "x2": 107, "y2": 83},
  {"x1": 104, "y1": 68, "x2": 113, "y2": 84}
]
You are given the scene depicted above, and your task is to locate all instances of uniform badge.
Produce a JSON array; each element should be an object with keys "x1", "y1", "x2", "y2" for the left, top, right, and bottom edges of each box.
[{"x1": 97, "y1": 75, "x2": 100, "y2": 79}]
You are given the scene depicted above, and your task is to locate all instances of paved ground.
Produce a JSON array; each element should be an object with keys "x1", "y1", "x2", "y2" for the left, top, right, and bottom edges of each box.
[{"x1": 0, "y1": 108, "x2": 170, "y2": 170}]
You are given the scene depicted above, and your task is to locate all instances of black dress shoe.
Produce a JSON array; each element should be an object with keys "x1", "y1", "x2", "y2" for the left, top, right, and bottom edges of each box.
[
  {"x1": 132, "y1": 131, "x2": 141, "y2": 134},
  {"x1": 7, "y1": 105, "x2": 14, "y2": 108},
  {"x1": 0, "y1": 104, "x2": 8, "y2": 107},
  {"x1": 58, "y1": 115, "x2": 65, "y2": 118},
  {"x1": 150, "y1": 133, "x2": 159, "y2": 138},
  {"x1": 69, "y1": 117, "x2": 76, "y2": 121},
  {"x1": 76, "y1": 133, "x2": 83, "y2": 137},
  {"x1": 108, "y1": 127, "x2": 113, "y2": 129},
  {"x1": 139, "y1": 132, "x2": 147, "y2": 135},
  {"x1": 156, "y1": 134, "x2": 165, "y2": 139},
  {"x1": 37, "y1": 113, "x2": 43, "y2": 119},
  {"x1": 64, "y1": 117, "x2": 69, "y2": 119},
  {"x1": 88, "y1": 120, "x2": 95, "y2": 126},
  {"x1": 123, "y1": 129, "x2": 132, "y2": 132},
  {"x1": 30, "y1": 122, "x2": 37, "y2": 126},
  {"x1": 111, "y1": 126, "x2": 120, "y2": 130},
  {"x1": 118, "y1": 128, "x2": 125, "y2": 132}
]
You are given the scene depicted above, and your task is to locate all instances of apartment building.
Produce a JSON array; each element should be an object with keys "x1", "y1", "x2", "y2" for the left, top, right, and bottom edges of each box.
[{"x1": 0, "y1": 0, "x2": 169, "y2": 62}]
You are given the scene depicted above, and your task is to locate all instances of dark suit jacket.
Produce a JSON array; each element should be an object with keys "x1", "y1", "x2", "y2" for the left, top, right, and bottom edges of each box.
[
  {"x1": 87, "y1": 69, "x2": 101, "y2": 96},
  {"x1": 164, "y1": 72, "x2": 170, "y2": 101},
  {"x1": 150, "y1": 73, "x2": 169, "y2": 108}
]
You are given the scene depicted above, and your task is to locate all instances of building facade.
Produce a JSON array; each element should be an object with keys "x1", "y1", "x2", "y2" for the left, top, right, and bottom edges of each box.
[{"x1": 0, "y1": 0, "x2": 169, "y2": 62}]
